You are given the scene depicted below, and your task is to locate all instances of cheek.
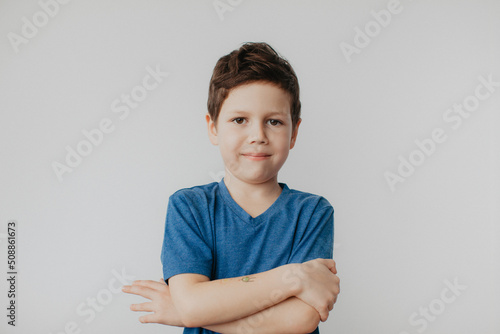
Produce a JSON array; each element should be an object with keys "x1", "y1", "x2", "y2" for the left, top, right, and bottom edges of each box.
[
  {"x1": 219, "y1": 134, "x2": 241, "y2": 156},
  {"x1": 273, "y1": 132, "x2": 292, "y2": 148}
]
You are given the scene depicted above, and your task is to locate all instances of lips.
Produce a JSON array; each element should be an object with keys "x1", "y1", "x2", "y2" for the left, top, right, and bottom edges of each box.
[{"x1": 242, "y1": 153, "x2": 271, "y2": 157}]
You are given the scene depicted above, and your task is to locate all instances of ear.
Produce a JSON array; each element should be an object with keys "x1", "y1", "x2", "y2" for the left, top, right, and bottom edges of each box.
[
  {"x1": 206, "y1": 113, "x2": 219, "y2": 146},
  {"x1": 290, "y1": 118, "x2": 301, "y2": 149}
]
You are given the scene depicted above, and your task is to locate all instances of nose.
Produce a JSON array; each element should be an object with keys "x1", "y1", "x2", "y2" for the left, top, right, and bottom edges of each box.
[{"x1": 248, "y1": 122, "x2": 268, "y2": 144}]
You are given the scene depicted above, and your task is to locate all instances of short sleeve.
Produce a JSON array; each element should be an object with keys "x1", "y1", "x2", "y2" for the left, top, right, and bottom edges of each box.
[
  {"x1": 160, "y1": 191, "x2": 214, "y2": 284},
  {"x1": 288, "y1": 199, "x2": 334, "y2": 264}
]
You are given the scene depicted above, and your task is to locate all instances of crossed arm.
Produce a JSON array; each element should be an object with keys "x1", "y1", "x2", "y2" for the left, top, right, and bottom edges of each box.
[{"x1": 122, "y1": 258, "x2": 340, "y2": 333}]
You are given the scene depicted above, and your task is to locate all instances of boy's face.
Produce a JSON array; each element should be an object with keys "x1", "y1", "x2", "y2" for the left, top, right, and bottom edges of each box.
[{"x1": 206, "y1": 81, "x2": 301, "y2": 185}]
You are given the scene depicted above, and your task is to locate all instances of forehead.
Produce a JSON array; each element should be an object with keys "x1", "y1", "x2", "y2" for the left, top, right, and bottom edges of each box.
[{"x1": 220, "y1": 81, "x2": 291, "y2": 117}]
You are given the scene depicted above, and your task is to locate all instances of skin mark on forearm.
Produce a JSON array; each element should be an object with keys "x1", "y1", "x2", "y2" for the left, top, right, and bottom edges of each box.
[
  {"x1": 241, "y1": 276, "x2": 255, "y2": 282},
  {"x1": 217, "y1": 276, "x2": 256, "y2": 284}
]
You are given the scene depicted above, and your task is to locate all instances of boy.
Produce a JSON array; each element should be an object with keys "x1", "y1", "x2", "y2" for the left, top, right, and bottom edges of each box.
[{"x1": 122, "y1": 42, "x2": 340, "y2": 333}]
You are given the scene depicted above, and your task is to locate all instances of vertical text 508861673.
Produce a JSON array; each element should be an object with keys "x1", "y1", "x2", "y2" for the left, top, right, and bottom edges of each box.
[{"x1": 6, "y1": 220, "x2": 18, "y2": 326}]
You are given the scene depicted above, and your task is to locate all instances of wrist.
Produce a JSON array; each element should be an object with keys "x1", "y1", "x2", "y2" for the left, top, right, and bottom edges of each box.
[{"x1": 279, "y1": 263, "x2": 303, "y2": 297}]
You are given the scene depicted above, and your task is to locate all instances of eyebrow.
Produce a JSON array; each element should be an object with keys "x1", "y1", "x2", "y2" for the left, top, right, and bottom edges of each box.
[{"x1": 226, "y1": 110, "x2": 288, "y2": 117}]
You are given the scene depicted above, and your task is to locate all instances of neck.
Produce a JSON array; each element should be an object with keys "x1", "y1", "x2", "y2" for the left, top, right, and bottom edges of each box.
[{"x1": 223, "y1": 170, "x2": 282, "y2": 202}]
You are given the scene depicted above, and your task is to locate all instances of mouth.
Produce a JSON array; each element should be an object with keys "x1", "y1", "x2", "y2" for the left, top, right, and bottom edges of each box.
[
  {"x1": 242, "y1": 153, "x2": 271, "y2": 160},
  {"x1": 242, "y1": 153, "x2": 271, "y2": 157}
]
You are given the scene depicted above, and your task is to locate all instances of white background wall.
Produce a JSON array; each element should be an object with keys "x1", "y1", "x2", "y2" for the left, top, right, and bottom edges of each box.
[{"x1": 1, "y1": 0, "x2": 499, "y2": 333}]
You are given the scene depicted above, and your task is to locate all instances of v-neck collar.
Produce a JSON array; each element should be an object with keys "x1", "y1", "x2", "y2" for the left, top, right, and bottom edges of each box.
[{"x1": 218, "y1": 177, "x2": 289, "y2": 225}]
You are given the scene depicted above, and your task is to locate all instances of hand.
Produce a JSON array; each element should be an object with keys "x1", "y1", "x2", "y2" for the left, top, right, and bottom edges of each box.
[
  {"x1": 293, "y1": 258, "x2": 340, "y2": 322},
  {"x1": 122, "y1": 278, "x2": 184, "y2": 327}
]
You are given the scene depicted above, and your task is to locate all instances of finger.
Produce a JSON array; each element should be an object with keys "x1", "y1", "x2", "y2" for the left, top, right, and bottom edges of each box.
[
  {"x1": 130, "y1": 301, "x2": 154, "y2": 312},
  {"x1": 133, "y1": 280, "x2": 169, "y2": 294},
  {"x1": 122, "y1": 285, "x2": 136, "y2": 295},
  {"x1": 139, "y1": 313, "x2": 159, "y2": 324},
  {"x1": 121, "y1": 284, "x2": 155, "y2": 300},
  {"x1": 132, "y1": 280, "x2": 165, "y2": 290}
]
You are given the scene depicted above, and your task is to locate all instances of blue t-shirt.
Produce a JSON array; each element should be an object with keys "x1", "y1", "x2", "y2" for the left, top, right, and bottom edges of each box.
[{"x1": 161, "y1": 177, "x2": 334, "y2": 334}]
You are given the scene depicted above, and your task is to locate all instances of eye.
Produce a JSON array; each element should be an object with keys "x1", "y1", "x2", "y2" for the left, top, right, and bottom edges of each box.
[
  {"x1": 232, "y1": 117, "x2": 246, "y2": 125},
  {"x1": 268, "y1": 119, "x2": 283, "y2": 126}
]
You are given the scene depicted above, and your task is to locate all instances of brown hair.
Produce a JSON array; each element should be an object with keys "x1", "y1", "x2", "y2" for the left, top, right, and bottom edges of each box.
[{"x1": 207, "y1": 42, "x2": 301, "y2": 130}]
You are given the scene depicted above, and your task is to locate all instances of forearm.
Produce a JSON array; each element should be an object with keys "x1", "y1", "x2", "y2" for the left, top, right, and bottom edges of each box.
[
  {"x1": 171, "y1": 264, "x2": 302, "y2": 328},
  {"x1": 203, "y1": 297, "x2": 320, "y2": 334}
]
